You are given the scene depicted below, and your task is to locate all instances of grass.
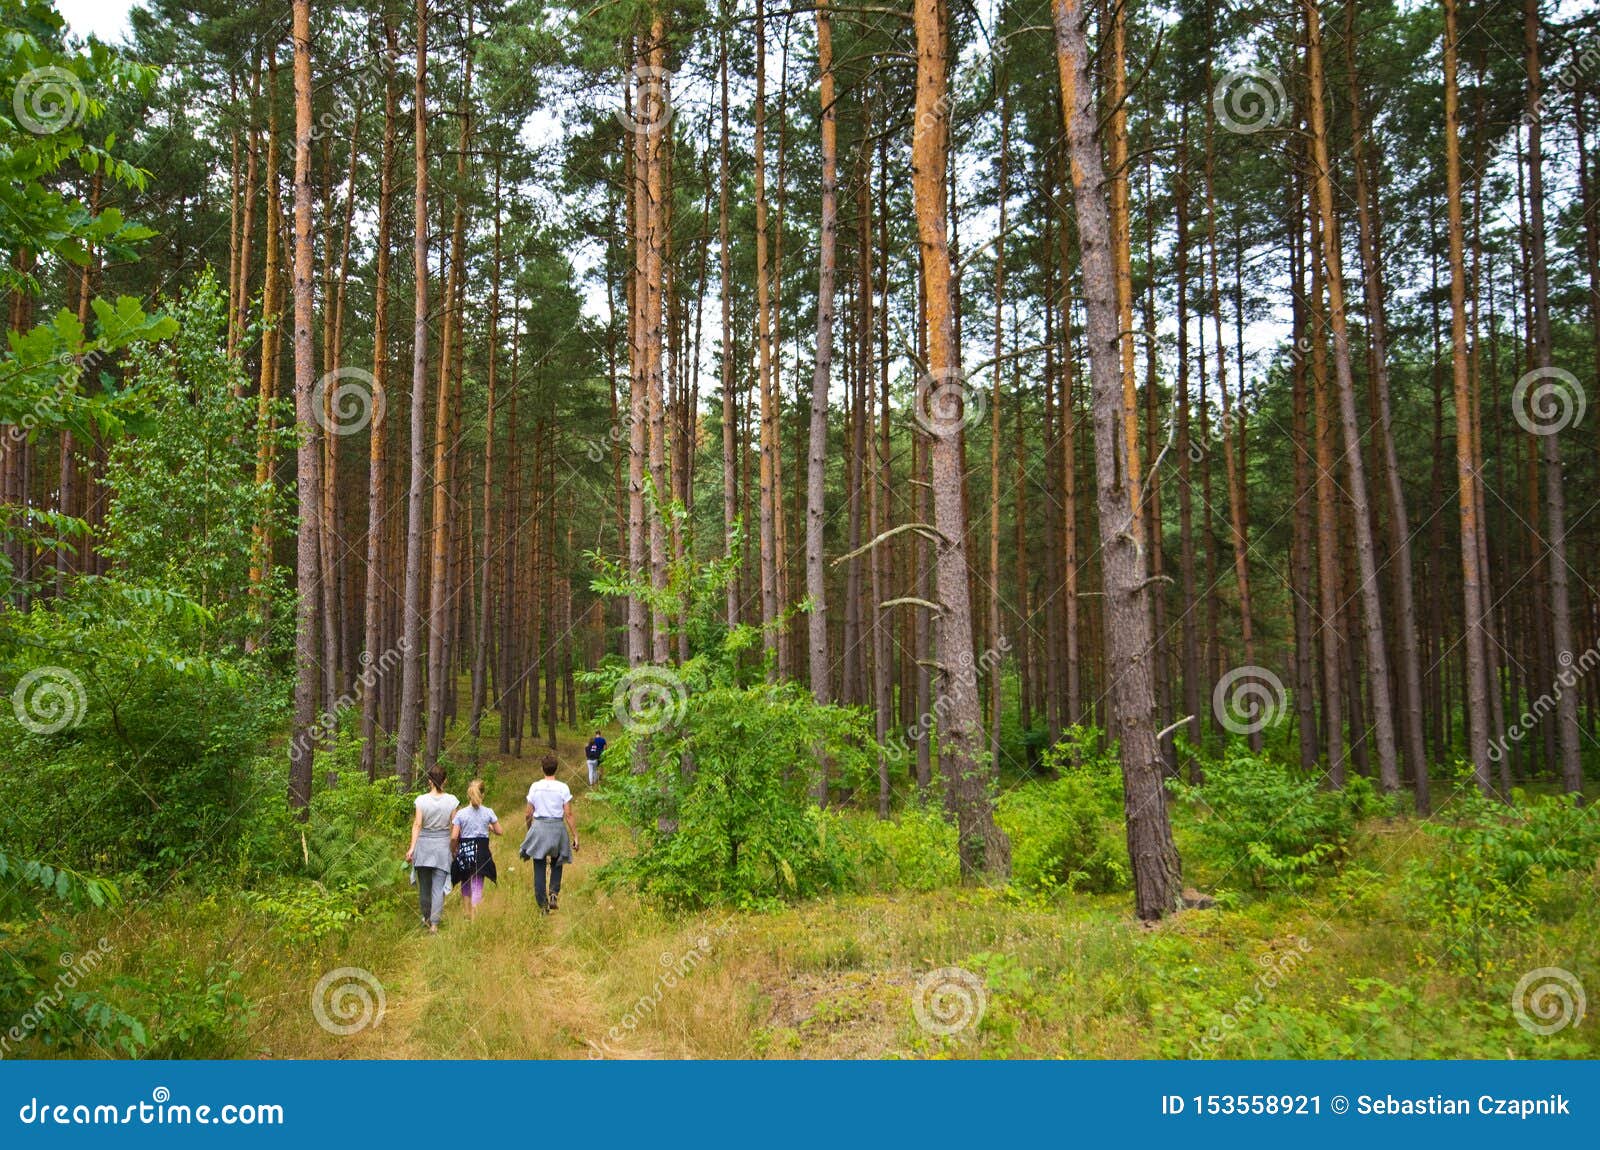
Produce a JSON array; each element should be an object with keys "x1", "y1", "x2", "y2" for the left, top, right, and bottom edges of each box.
[{"x1": 32, "y1": 712, "x2": 1600, "y2": 1061}]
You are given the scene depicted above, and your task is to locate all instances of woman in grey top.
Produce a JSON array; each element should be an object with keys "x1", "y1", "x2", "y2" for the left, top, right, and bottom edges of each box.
[{"x1": 406, "y1": 764, "x2": 458, "y2": 933}]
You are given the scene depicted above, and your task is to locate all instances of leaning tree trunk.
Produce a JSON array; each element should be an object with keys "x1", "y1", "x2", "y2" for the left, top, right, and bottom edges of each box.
[
  {"x1": 288, "y1": 0, "x2": 322, "y2": 813},
  {"x1": 1305, "y1": 0, "x2": 1401, "y2": 797},
  {"x1": 911, "y1": 0, "x2": 1010, "y2": 881},
  {"x1": 1346, "y1": 0, "x2": 1428, "y2": 808},
  {"x1": 1054, "y1": 0, "x2": 1181, "y2": 920}
]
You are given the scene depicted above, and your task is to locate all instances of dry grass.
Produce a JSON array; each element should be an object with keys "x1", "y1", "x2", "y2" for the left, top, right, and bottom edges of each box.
[{"x1": 70, "y1": 722, "x2": 1600, "y2": 1061}]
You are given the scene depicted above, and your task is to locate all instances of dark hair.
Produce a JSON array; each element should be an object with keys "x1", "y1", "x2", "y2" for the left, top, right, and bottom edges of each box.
[
  {"x1": 541, "y1": 754, "x2": 559, "y2": 777},
  {"x1": 426, "y1": 764, "x2": 447, "y2": 791}
]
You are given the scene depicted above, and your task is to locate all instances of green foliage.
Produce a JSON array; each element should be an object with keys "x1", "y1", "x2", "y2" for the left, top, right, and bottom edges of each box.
[
  {"x1": 300, "y1": 747, "x2": 412, "y2": 893},
  {"x1": 100, "y1": 271, "x2": 288, "y2": 647},
  {"x1": 998, "y1": 731, "x2": 1130, "y2": 896},
  {"x1": 1404, "y1": 778, "x2": 1600, "y2": 976},
  {"x1": 0, "y1": 577, "x2": 281, "y2": 878},
  {"x1": 599, "y1": 677, "x2": 878, "y2": 909},
  {"x1": 0, "y1": 846, "x2": 119, "y2": 916},
  {"x1": 1172, "y1": 743, "x2": 1365, "y2": 889},
  {"x1": 119, "y1": 961, "x2": 254, "y2": 1058},
  {"x1": 832, "y1": 802, "x2": 961, "y2": 893}
]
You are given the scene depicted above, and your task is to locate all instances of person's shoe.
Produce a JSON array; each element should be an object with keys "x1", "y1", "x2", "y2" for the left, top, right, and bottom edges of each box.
[{"x1": 548, "y1": 892, "x2": 559, "y2": 911}]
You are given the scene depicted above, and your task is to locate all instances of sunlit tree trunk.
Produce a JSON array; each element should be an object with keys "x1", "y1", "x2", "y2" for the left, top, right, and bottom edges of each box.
[
  {"x1": 718, "y1": 12, "x2": 738, "y2": 632},
  {"x1": 754, "y1": 0, "x2": 779, "y2": 673},
  {"x1": 806, "y1": 0, "x2": 837, "y2": 800},
  {"x1": 425, "y1": 27, "x2": 471, "y2": 768},
  {"x1": 288, "y1": 0, "x2": 322, "y2": 812},
  {"x1": 1441, "y1": 0, "x2": 1493, "y2": 790}
]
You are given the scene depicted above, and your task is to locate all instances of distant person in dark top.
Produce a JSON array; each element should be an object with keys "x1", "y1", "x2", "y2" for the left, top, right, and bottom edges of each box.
[{"x1": 585, "y1": 732, "x2": 607, "y2": 786}]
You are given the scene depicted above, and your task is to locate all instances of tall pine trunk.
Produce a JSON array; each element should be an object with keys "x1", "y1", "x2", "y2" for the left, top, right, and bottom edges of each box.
[
  {"x1": 1053, "y1": 0, "x2": 1180, "y2": 919},
  {"x1": 395, "y1": 0, "x2": 430, "y2": 785},
  {"x1": 1305, "y1": 0, "x2": 1400, "y2": 796},
  {"x1": 288, "y1": 0, "x2": 322, "y2": 812},
  {"x1": 912, "y1": 0, "x2": 1010, "y2": 879}
]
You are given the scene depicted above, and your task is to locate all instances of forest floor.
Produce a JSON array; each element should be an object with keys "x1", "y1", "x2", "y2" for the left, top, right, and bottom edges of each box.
[{"x1": 64, "y1": 726, "x2": 1600, "y2": 1060}]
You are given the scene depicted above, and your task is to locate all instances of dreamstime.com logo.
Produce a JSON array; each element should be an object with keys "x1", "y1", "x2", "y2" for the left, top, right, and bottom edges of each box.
[
  {"x1": 16, "y1": 1088, "x2": 284, "y2": 1126},
  {"x1": 912, "y1": 966, "x2": 987, "y2": 1037},
  {"x1": 912, "y1": 367, "x2": 986, "y2": 438},
  {"x1": 11, "y1": 666, "x2": 87, "y2": 734},
  {"x1": 612, "y1": 665, "x2": 689, "y2": 736},
  {"x1": 311, "y1": 967, "x2": 386, "y2": 1036},
  {"x1": 587, "y1": 921, "x2": 735, "y2": 1058},
  {"x1": 1, "y1": 939, "x2": 114, "y2": 1059},
  {"x1": 13, "y1": 66, "x2": 86, "y2": 135},
  {"x1": 1511, "y1": 366, "x2": 1586, "y2": 436},
  {"x1": 1512, "y1": 967, "x2": 1586, "y2": 1036},
  {"x1": 1212, "y1": 66, "x2": 1287, "y2": 135},
  {"x1": 313, "y1": 366, "x2": 385, "y2": 436},
  {"x1": 617, "y1": 63, "x2": 673, "y2": 136},
  {"x1": 1189, "y1": 937, "x2": 1313, "y2": 1058},
  {"x1": 1211, "y1": 665, "x2": 1286, "y2": 736}
]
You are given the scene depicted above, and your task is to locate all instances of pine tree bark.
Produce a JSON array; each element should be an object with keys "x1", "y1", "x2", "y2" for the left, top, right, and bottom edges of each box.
[
  {"x1": 1346, "y1": 1, "x2": 1427, "y2": 805},
  {"x1": 806, "y1": 0, "x2": 837, "y2": 800},
  {"x1": 1203, "y1": 64, "x2": 1259, "y2": 751},
  {"x1": 1442, "y1": 0, "x2": 1492, "y2": 790},
  {"x1": 425, "y1": 28, "x2": 471, "y2": 768},
  {"x1": 988, "y1": 75, "x2": 1009, "y2": 765},
  {"x1": 1054, "y1": 0, "x2": 1180, "y2": 918},
  {"x1": 360, "y1": 15, "x2": 398, "y2": 779},
  {"x1": 395, "y1": 0, "x2": 431, "y2": 786},
  {"x1": 248, "y1": 56, "x2": 283, "y2": 651},
  {"x1": 754, "y1": 0, "x2": 779, "y2": 672},
  {"x1": 1305, "y1": 0, "x2": 1400, "y2": 795},
  {"x1": 1521, "y1": 0, "x2": 1582, "y2": 794},
  {"x1": 718, "y1": 13, "x2": 739, "y2": 631},
  {"x1": 288, "y1": 0, "x2": 322, "y2": 812},
  {"x1": 1174, "y1": 112, "x2": 1203, "y2": 760},
  {"x1": 912, "y1": 0, "x2": 1009, "y2": 877},
  {"x1": 471, "y1": 159, "x2": 502, "y2": 740}
]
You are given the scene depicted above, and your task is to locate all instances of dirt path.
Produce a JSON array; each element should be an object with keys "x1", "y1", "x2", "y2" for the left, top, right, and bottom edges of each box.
[{"x1": 345, "y1": 736, "x2": 665, "y2": 1058}]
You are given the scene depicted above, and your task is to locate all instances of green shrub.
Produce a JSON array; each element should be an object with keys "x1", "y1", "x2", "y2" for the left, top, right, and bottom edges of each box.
[
  {"x1": 301, "y1": 743, "x2": 413, "y2": 893},
  {"x1": 1405, "y1": 779, "x2": 1600, "y2": 976},
  {"x1": 1172, "y1": 744, "x2": 1360, "y2": 889},
  {"x1": 998, "y1": 732, "x2": 1130, "y2": 896},
  {"x1": 0, "y1": 581, "x2": 281, "y2": 879},
  {"x1": 598, "y1": 677, "x2": 877, "y2": 909},
  {"x1": 122, "y1": 961, "x2": 255, "y2": 1058},
  {"x1": 834, "y1": 802, "x2": 960, "y2": 892}
]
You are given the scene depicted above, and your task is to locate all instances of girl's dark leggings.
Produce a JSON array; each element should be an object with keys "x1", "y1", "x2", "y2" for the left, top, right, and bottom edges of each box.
[{"x1": 532, "y1": 855, "x2": 563, "y2": 908}]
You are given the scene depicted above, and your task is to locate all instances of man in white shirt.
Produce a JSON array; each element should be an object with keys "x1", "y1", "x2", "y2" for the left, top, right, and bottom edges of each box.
[{"x1": 521, "y1": 754, "x2": 577, "y2": 911}]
